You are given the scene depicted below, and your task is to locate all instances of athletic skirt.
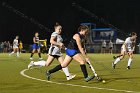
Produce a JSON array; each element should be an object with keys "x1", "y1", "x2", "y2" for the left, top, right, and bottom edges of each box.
[
  {"x1": 66, "y1": 48, "x2": 78, "y2": 57},
  {"x1": 32, "y1": 43, "x2": 40, "y2": 49}
]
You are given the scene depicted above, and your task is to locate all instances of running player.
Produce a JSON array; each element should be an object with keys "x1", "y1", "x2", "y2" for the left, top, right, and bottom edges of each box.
[
  {"x1": 9, "y1": 36, "x2": 20, "y2": 57},
  {"x1": 28, "y1": 23, "x2": 75, "y2": 80},
  {"x1": 46, "y1": 25, "x2": 94, "y2": 82},
  {"x1": 112, "y1": 32, "x2": 137, "y2": 69},
  {"x1": 30, "y1": 32, "x2": 42, "y2": 60}
]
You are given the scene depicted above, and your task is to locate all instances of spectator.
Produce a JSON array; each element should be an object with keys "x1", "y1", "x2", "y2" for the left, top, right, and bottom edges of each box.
[{"x1": 101, "y1": 40, "x2": 106, "y2": 54}]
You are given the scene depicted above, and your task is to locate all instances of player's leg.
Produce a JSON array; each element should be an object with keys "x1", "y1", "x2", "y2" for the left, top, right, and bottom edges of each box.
[
  {"x1": 9, "y1": 48, "x2": 15, "y2": 55},
  {"x1": 28, "y1": 55, "x2": 55, "y2": 69},
  {"x1": 112, "y1": 50, "x2": 125, "y2": 69},
  {"x1": 57, "y1": 56, "x2": 76, "y2": 80},
  {"x1": 72, "y1": 53, "x2": 94, "y2": 82},
  {"x1": 16, "y1": 48, "x2": 20, "y2": 57},
  {"x1": 30, "y1": 49, "x2": 35, "y2": 60},
  {"x1": 127, "y1": 51, "x2": 133, "y2": 69},
  {"x1": 46, "y1": 55, "x2": 72, "y2": 81},
  {"x1": 37, "y1": 48, "x2": 42, "y2": 60}
]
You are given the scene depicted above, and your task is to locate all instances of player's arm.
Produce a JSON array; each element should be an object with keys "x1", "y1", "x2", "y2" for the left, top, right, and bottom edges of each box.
[
  {"x1": 50, "y1": 36, "x2": 63, "y2": 47},
  {"x1": 74, "y1": 34, "x2": 88, "y2": 59}
]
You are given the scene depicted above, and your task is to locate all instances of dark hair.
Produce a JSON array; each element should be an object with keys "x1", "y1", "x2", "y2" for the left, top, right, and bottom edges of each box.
[
  {"x1": 130, "y1": 32, "x2": 137, "y2": 36},
  {"x1": 54, "y1": 22, "x2": 61, "y2": 28},
  {"x1": 78, "y1": 25, "x2": 89, "y2": 32}
]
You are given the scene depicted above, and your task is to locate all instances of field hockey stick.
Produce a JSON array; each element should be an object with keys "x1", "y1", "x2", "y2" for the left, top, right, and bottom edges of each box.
[
  {"x1": 86, "y1": 60, "x2": 103, "y2": 81},
  {"x1": 86, "y1": 60, "x2": 97, "y2": 76}
]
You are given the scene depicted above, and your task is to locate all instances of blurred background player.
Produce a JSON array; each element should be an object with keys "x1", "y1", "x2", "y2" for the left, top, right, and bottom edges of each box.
[
  {"x1": 30, "y1": 32, "x2": 42, "y2": 60},
  {"x1": 46, "y1": 25, "x2": 94, "y2": 82},
  {"x1": 101, "y1": 40, "x2": 106, "y2": 54},
  {"x1": 9, "y1": 36, "x2": 19, "y2": 57},
  {"x1": 112, "y1": 32, "x2": 137, "y2": 69},
  {"x1": 108, "y1": 40, "x2": 113, "y2": 54},
  {"x1": 19, "y1": 41, "x2": 23, "y2": 53},
  {"x1": 28, "y1": 23, "x2": 75, "y2": 80}
]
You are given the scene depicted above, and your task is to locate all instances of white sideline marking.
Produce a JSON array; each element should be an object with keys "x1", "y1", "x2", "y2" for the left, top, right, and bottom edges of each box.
[{"x1": 20, "y1": 68, "x2": 140, "y2": 93}]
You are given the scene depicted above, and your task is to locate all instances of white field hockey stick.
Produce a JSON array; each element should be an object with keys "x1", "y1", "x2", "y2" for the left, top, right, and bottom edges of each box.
[
  {"x1": 86, "y1": 60, "x2": 97, "y2": 76},
  {"x1": 86, "y1": 60, "x2": 102, "y2": 81}
]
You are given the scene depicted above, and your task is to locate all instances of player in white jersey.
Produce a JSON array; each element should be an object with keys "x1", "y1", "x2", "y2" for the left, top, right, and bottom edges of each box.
[
  {"x1": 112, "y1": 32, "x2": 137, "y2": 69},
  {"x1": 9, "y1": 36, "x2": 20, "y2": 57},
  {"x1": 28, "y1": 23, "x2": 75, "y2": 80}
]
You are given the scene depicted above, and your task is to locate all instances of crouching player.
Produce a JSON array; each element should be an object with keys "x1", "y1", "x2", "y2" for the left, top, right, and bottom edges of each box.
[
  {"x1": 46, "y1": 25, "x2": 94, "y2": 82},
  {"x1": 112, "y1": 32, "x2": 137, "y2": 69}
]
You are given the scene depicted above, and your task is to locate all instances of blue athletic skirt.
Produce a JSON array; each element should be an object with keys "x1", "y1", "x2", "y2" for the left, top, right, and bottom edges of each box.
[
  {"x1": 32, "y1": 43, "x2": 40, "y2": 49},
  {"x1": 66, "y1": 48, "x2": 78, "y2": 57}
]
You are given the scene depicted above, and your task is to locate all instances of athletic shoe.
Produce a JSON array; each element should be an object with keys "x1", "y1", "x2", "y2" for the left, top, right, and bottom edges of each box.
[
  {"x1": 112, "y1": 62, "x2": 116, "y2": 69},
  {"x1": 46, "y1": 71, "x2": 51, "y2": 81},
  {"x1": 85, "y1": 76, "x2": 95, "y2": 82},
  {"x1": 113, "y1": 56, "x2": 117, "y2": 59},
  {"x1": 28, "y1": 61, "x2": 34, "y2": 69},
  {"x1": 127, "y1": 66, "x2": 130, "y2": 70},
  {"x1": 66, "y1": 74, "x2": 76, "y2": 81},
  {"x1": 30, "y1": 57, "x2": 33, "y2": 60}
]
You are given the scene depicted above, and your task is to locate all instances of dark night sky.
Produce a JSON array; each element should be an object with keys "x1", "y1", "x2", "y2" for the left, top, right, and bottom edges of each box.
[{"x1": 0, "y1": 0, "x2": 140, "y2": 44}]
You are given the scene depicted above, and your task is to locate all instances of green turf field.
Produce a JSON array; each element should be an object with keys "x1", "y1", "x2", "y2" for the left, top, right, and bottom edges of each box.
[{"x1": 0, "y1": 53, "x2": 140, "y2": 93}]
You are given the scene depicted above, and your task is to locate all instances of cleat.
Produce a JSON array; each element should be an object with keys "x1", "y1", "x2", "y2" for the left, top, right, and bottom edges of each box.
[
  {"x1": 112, "y1": 62, "x2": 116, "y2": 69},
  {"x1": 46, "y1": 71, "x2": 51, "y2": 81},
  {"x1": 113, "y1": 56, "x2": 117, "y2": 59},
  {"x1": 67, "y1": 74, "x2": 76, "y2": 81},
  {"x1": 28, "y1": 61, "x2": 34, "y2": 69},
  {"x1": 127, "y1": 66, "x2": 130, "y2": 70},
  {"x1": 30, "y1": 57, "x2": 33, "y2": 60},
  {"x1": 85, "y1": 76, "x2": 95, "y2": 82}
]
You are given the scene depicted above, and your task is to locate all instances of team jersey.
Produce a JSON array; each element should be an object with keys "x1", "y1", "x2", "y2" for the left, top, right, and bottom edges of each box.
[
  {"x1": 67, "y1": 33, "x2": 85, "y2": 51},
  {"x1": 48, "y1": 32, "x2": 63, "y2": 56},
  {"x1": 124, "y1": 37, "x2": 134, "y2": 49},
  {"x1": 109, "y1": 42, "x2": 113, "y2": 48},
  {"x1": 121, "y1": 37, "x2": 135, "y2": 52},
  {"x1": 34, "y1": 36, "x2": 39, "y2": 44},
  {"x1": 102, "y1": 41, "x2": 106, "y2": 48},
  {"x1": 13, "y1": 39, "x2": 18, "y2": 48}
]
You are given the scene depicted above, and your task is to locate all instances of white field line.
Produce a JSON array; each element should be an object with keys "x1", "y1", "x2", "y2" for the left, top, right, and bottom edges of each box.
[{"x1": 20, "y1": 68, "x2": 140, "y2": 93}]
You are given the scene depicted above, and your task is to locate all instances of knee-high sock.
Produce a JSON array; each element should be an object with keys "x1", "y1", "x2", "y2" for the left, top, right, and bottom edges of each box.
[
  {"x1": 80, "y1": 64, "x2": 88, "y2": 78},
  {"x1": 62, "y1": 67, "x2": 70, "y2": 77},
  {"x1": 38, "y1": 53, "x2": 41, "y2": 58},
  {"x1": 127, "y1": 58, "x2": 132, "y2": 66},
  {"x1": 33, "y1": 60, "x2": 46, "y2": 66},
  {"x1": 49, "y1": 64, "x2": 62, "y2": 74},
  {"x1": 30, "y1": 53, "x2": 34, "y2": 57},
  {"x1": 114, "y1": 58, "x2": 120, "y2": 64}
]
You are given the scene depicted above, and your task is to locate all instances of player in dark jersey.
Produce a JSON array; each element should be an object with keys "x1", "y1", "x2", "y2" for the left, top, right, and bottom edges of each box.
[
  {"x1": 46, "y1": 25, "x2": 94, "y2": 82},
  {"x1": 30, "y1": 32, "x2": 42, "y2": 60}
]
